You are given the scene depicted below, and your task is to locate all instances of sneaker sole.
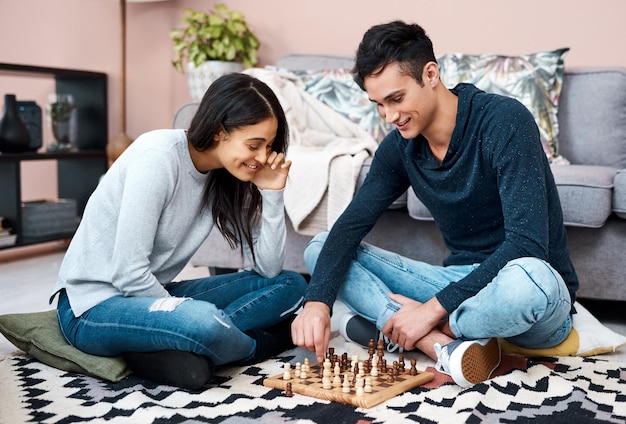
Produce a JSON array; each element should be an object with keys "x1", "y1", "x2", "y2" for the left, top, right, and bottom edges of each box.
[{"x1": 450, "y1": 338, "x2": 501, "y2": 387}]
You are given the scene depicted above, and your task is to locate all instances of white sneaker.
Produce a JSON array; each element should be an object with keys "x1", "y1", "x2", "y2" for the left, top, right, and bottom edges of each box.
[
  {"x1": 434, "y1": 338, "x2": 501, "y2": 387},
  {"x1": 339, "y1": 312, "x2": 403, "y2": 353}
]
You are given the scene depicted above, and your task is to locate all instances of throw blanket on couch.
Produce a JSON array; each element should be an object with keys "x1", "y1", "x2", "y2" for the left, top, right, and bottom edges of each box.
[{"x1": 244, "y1": 68, "x2": 379, "y2": 236}]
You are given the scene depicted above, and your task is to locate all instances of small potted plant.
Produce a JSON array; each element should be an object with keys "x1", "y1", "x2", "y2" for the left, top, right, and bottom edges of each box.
[{"x1": 169, "y1": 4, "x2": 260, "y2": 101}]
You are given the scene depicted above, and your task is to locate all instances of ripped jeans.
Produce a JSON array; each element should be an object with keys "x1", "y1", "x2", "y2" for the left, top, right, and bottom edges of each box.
[{"x1": 56, "y1": 270, "x2": 306, "y2": 366}]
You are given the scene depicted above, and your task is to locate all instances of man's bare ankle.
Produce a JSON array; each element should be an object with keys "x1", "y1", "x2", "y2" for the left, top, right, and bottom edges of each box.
[
  {"x1": 438, "y1": 319, "x2": 455, "y2": 339},
  {"x1": 415, "y1": 329, "x2": 454, "y2": 360}
]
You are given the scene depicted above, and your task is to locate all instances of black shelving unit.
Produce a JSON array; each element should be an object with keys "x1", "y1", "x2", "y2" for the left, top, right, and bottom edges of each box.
[{"x1": 0, "y1": 64, "x2": 108, "y2": 249}]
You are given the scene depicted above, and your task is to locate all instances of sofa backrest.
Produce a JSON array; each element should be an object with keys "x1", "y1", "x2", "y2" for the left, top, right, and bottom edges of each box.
[
  {"x1": 274, "y1": 54, "x2": 354, "y2": 72},
  {"x1": 558, "y1": 68, "x2": 626, "y2": 169},
  {"x1": 173, "y1": 102, "x2": 198, "y2": 130},
  {"x1": 175, "y1": 55, "x2": 626, "y2": 172}
]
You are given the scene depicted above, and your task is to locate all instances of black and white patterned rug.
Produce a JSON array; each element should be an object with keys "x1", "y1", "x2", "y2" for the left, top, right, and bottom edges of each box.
[{"x1": 1, "y1": 350, "x2": 625, "y2": 424}]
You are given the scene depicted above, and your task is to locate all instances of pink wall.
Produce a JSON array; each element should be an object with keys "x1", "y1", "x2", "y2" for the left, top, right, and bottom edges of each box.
[{"x1": 1, "y1": 0, "x2": 625, "y2": 200}]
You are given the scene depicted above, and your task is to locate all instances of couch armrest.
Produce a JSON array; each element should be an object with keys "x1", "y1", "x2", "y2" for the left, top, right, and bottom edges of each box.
[
  {"x1": 613, "y1": 169, "x2": 626, "y2": 219},
  {"x1": 173, "y1": 102, "x2": 199, "y2": 129}
]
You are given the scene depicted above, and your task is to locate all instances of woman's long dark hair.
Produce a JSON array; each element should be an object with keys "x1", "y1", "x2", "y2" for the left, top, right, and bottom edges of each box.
[{"x1": 186, "y1": 73, "x2": 289, "y2": 263}]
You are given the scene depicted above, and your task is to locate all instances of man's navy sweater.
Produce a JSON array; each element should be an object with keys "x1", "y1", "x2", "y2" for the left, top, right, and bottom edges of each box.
[{"x1": 305, "y1": 83, "x2": 579, "y2": 313}]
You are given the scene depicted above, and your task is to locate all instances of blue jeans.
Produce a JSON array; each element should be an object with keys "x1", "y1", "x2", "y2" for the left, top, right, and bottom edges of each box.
[
  {"x1": 57, "y1": 270, "x2": 306, "y2": 366},
  {"x1": 305, "y1": 232, "x2": 572, "y2": 349}
]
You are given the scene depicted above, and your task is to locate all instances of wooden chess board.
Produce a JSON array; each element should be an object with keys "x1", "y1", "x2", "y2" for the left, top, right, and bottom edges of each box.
[{"x1": 263, "y1": 346, "x2": 434, "y2": 408}]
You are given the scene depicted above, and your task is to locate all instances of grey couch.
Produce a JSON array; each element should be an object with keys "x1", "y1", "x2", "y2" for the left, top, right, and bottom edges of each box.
[{"x1": 174, "y1": 54, "x2": 626, "y2": 303}]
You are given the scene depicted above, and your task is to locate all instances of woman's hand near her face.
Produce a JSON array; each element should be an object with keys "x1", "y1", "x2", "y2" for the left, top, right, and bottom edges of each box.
[{"x1": 251, "y1": 151, "x2": 291, "y2": 190}]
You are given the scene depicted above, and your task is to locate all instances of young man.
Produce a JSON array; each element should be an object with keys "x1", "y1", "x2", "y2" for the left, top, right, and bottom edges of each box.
[{"x1": 291, "y1": 21, "x2": 578, "y2": 387}]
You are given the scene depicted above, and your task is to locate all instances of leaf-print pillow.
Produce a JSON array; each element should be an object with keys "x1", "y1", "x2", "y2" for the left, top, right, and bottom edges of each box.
[
  {"x1": 294, "y1": 68, "x2": 393, "y2": 143},
  {"x1": 438, "y1": 48, "x2": 570, "y2": 164}
]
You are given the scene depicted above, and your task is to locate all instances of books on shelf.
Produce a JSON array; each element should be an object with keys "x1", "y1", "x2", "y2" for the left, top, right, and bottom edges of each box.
[
  {"x1": 0, "y1": 216, "x2": 17, "y2": 247},
  {"x1": 0, "y1": 233, "x2": 17, "y2": 247}
]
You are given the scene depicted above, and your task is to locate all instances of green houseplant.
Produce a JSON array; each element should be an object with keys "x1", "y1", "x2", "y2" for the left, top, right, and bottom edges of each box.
[
  {"x1": 170, "y1": 4, "x2": 260, "y2": 72},
  {"x1": 169, "y1": 4, "x2": 260, "y2": 100}
]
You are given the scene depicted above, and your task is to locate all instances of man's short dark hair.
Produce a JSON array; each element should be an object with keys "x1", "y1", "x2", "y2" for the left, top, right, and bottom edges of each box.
[{"x1": 352, "y1": 20, "x2": 437, "y2": 90}]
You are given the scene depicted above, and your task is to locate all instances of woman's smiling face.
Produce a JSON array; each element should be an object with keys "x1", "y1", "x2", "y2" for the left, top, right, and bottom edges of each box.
[{"x1": 193, "y1": 117, "x2": 278, "y2": 181}]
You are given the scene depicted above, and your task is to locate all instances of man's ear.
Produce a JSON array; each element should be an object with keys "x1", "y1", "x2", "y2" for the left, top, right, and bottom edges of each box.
[{"x1": 423, "y1": 61, "x2": 440, "y2": 87}]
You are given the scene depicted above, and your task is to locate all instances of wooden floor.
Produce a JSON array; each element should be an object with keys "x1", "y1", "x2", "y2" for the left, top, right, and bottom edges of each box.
[{"x1": 1, "y1": 241, "x2": 625, "y2": 363}]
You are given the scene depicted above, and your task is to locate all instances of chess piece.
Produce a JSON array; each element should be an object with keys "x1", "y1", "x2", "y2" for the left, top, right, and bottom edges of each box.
[
  {"x1": 410, "y1": 358, "x2": 418, "y2": 376},
  {"x1": 356, "y1": 385, "x2": 364, "y2": 396},
  {"x1": 364, "y1": 377, "x2": 373, "y2": 393},
  {"x1": 333, "y1": 373, "x2": 341, "y2": 385},
  {"x1": 283, "y1": 363, "x2": 292, "y2": 380},
  {"x1": 371, "y1": 363, "x2": 379, "y2": 377},
  {"x1": 322, "y1": 359, "x2": 332, "y2": 382},
  {"x1": 285, "y1": 382, "x2": 293, "y2": 397},
  {"x1": 377, "y1": 339, "x2": 384, "y2": 360},
  {"x1": 342, "y1": 375, "x2": 351, "y2": 393},
  {"x1": 371, "y1": 354, "x2": 379, "y2": 368},
  {"x1": 393, "y1": 361, "x2": 400, "y2": 376},
  {"x1": 294, "y1": 362, "x2": 301, "y2": 378},
  {"x1": 387, "y1": 369, "x2": 395, "y2": 383},
  {"x1": 322, "y1": 376, "x2": 332, "y2": 389},
  {"x1": 399, "y1": 354, "x2": 406, "y2": 373}
]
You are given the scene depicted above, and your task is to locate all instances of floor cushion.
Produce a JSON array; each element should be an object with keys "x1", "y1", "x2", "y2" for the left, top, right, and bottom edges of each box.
[
  {"x1": 500, "y1": 301, "x2": 626, "y2": 357},
  {"x1": 0, "y1": 309, "x2": 130, "y2": 382}
]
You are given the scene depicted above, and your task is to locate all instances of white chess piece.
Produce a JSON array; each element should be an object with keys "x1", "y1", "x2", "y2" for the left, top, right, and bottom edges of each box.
[
  {"x1": 342, "y1": 375, "x2": 351, "y2": 393},
  {"x1": 333, "y1": 374, "x2": 341, "y2": 385},
  {"x1": 322, "y1": 376, "x2": 332, "y2": 389},
  {"x1": 364, "y1": 377, "x2": 373, "y2": 393},
  {"x1": 355, "y1": 376, "x2": 364, "y2": 396},
  {"x1": 358, "y1": 361, "x2": 365, "y2": 377},
  {"x1": 371, "y1": 364, "x2": 379, "y2": 377},
  {"x1": 283, "y1": 363, "x2": 292, "y2": 380}
]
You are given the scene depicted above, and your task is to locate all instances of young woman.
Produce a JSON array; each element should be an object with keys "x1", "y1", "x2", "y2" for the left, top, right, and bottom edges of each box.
[{"x1": 51, "y1": 73, "x2": 307, "y2": 390}]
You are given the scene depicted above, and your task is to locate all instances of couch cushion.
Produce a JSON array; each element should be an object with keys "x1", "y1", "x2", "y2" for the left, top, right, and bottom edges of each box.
[
  {"x1": 274, "y1": 55, "x2": 393, "y2": 143},
  {"x1": 551, "y1": 164, "x2": 617, "y2": 228},
  {"x1": 557, "y1": 68, "x2": 626, "y2": 169},
  {"x1": 356, "y1": 157, "x2": 407, "y2": 209},
  {"x1": 614, "y1": 169, "x2": 626, "y2": 219},
  {"x1": 294, "y1": 68, "x2": 392, "y2": 142},
  {"x1": 407, "y1": 190, "x2": 433, "y2": 221},
  {"x1": 407, "y1": 165, "x2": 618, "y2": 228},
  {"x1": 438, "y1": 48, "x2": 569, "y2": 164}
]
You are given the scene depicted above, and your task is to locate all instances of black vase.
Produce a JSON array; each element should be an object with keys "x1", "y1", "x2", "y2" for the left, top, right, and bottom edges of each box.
[
  {"x1": 17, "y1": 100, "x2": 43, "y2": 152},
  {"x1": 0, "y1": 94, "x2": 31, "y2": 153}
]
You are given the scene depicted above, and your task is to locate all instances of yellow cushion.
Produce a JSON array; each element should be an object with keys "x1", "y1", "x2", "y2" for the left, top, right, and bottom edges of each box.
[{"x1": 500, "y1": 301, "x2": 626, "y2": 357}]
